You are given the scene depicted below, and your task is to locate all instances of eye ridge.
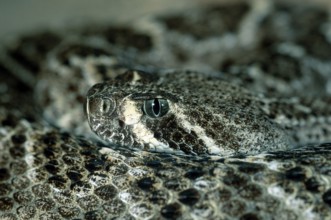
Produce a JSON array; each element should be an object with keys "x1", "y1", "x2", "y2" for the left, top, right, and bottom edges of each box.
[{"x1": 143, "y1": 98, "x2": 169, "y2": 118}]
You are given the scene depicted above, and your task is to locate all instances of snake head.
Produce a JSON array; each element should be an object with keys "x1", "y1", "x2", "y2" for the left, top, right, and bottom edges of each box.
[
  {"x1": 86, "y1": 70, "x2": 294, "y2": 156},
  {"x1": 85, "y1": 70, "x2": 182, "y2": 152}
]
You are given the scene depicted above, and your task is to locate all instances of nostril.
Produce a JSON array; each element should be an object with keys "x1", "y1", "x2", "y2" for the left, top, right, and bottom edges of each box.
[{"x1": 118, "y1": 120, "x2": 126, "y2": 128}]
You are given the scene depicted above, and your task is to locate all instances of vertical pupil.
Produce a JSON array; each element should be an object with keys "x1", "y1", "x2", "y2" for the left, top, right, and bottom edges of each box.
[{"x1": 153, "y1": 98, "x2": 160, "y2": 115}]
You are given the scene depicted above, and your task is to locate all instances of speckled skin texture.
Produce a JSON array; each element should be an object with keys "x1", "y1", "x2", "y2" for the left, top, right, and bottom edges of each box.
[
  {"x1": 1, "y1": 0, "x2": 331, "y2": 219},
  {"x1": 86, "y1": 70, "x2": 292, "y2": 156}
]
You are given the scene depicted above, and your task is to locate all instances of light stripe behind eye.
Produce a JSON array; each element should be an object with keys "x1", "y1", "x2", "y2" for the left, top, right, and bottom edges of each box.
[
  {"x1": 131, "y1": 122, "x2": 171, "y2": 151},
  {"x1": 173, "y1": 105, "x2": 234, "y2": 155}
]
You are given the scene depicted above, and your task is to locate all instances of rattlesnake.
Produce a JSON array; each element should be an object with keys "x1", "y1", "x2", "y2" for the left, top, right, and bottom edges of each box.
[{"x1": 1, "y1": 0, "x2": 331, "y2": 219}]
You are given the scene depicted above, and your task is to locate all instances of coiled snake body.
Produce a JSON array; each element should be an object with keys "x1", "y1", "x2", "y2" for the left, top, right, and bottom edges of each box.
[{"x1": 1, "y1": 1, "x2": 331, "y2": 219}]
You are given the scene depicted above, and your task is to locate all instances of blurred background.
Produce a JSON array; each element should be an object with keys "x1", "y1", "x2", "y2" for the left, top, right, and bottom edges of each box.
[
  {"x1": 0, "y1": 0, "x2": 219, "y2": 38},
  {"x1": 1, "y1": 0, "x2": 330, "y2": 39}
]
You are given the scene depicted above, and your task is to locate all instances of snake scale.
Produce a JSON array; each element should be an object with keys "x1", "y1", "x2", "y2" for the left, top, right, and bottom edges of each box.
[{"x1": 1, "y1": 0, "x2": 331, "y2": 219}]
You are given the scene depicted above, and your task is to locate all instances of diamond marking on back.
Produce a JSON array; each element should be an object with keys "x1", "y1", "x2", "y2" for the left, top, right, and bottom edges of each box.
[{"x1": 86, "y1": 70, "x2": 293, "y2": 156}]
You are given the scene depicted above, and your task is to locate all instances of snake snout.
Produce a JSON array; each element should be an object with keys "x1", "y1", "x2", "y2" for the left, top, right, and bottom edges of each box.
[{"x1": 86, "y1": 96, "x2": 116, "y2": 118}]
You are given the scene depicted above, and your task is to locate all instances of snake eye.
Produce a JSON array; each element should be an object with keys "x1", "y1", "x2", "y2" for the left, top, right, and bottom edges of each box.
[
  {"x1": 86, "y1": 97, "x2": 116, "y2": 116},
  {"x1": 143, "y1": 98, "x2": 169, "y2": 118}
]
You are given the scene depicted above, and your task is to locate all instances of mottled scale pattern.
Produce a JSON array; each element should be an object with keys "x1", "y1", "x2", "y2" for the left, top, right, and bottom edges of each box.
[
  {"x1": 1, "y1": 0, "x2": 331, "y2": 219},
  {"x1": 1, "y1": 110, "x2": 331, "y2": 219},
  {"x1": 86, "y1": 70, "x2": 293, "y2": 156}
]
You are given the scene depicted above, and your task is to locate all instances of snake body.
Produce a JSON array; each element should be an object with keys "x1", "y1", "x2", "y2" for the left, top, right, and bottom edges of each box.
[{"x1": 1, "y1": 0, "x2": 331, "y2": 219}]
